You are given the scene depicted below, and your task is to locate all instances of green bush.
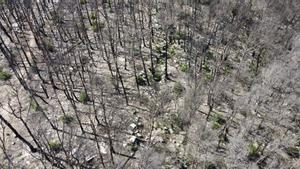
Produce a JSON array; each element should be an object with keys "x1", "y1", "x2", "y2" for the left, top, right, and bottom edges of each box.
[
  {"x1": 136, "y1": 74, "x2": 147, "y2": 86},
  {"x1": 153, "y1": 72, "x2": 162, "y2": 82},
  {"x1": 210, "y1": 113, "x2": 226, "y2": 124},
  {"x1": 52, "y1": 14, "x2": 64, "y2": 24},
  {"x1": 200, "y1": 0, "x2": 212, "y2": 6},
  {"x1": 212, "y1": 121, "x2": 221, "y2": 130},
  {"x1": 203, "y1": 63, "x2": 213, "y2": 81},
  {"x1": 90, "y1": 12, "x2": 97, "y2": 20},
  {"x1": 248, "y1": 60, "x2": 259, "y2": 76},
  {"x1": 48, "y1": 140, "x2": 61, "y2": 152},
  {"x1": 223, "y1": 63, "x2": 233, "y2": 75},
  {"x1": 202, "y1": 63, "x2": 211, "y2": 73},
  {"x1": 248, "y1": 141, "x2": 260, "y2": 160},
  {"x1": 59, "y1": 115, "x2": 74, "y2": 125},
  {"x1": 80, "y1": 0, "x2": 87, "y2": 4},
  {"x1": 170, "y1": 113, "x2": 184, "y2": 132},
  {"x1": 157, "y1": 59, "x2": 164, "y2": 65},
  {"x1": 79, "y1": 91, "x2": 89, "y2": 103},
  {"x1": 174, "y1": 31, "x2": 186, "y2": 40},
  {"x1": 30, "y1": 65, "x2": 39, "y2": 74},
  {"x1": 209, "y1": 113, "x2": 226, "y2": 130},
  {"x1": 91, "y1": 21, "x2": 105, "y2": 32},
  {"x1": 206, "y1": 51, "x2": 214, "y2": 60},
  {"x1": 155, "y1": 45, "x2": 162, "y2": 54},
  {"x1": 285, "y1": 146, "x2": 299, "y2": 158},
  {"x1": 173, "y1": 82, "x2": 185, "y2": 96},
  {"x1": 129, "y1": 144, "x2": 139, "y2": 152},
  {"x1": 0, "y1": 70, "x2": 12, "y2": 81},
  {"x1": 44, "y1": 40, "x2": 55, "y2": 52},
  {"x1": 133, "y1": 48, "x2": 140, "y2": 56},
  {"x1": 206, "y1": 162, "x2": 217, "y2": 169},
  {"x1": 167, "y1": 46, "x2": 176, "y2": 56},
  {"x1": 180, "y1": 63, "x2": 188, "y2": 72},
  {"x1": 91, "y1": 21, "x2": 102, "y2": 32},
  {"x1": 76, "y1": 23, "x2": 87, "y2": 31},
  {"x1": 204, "y1": 73, "x2": 213, "y2": 82},
  {"x1": 98, "y1": 22, "x2": 106, "y2": 30},
  {"x1": 30, "y1": 100, "x2": 39, "y2": 111}
]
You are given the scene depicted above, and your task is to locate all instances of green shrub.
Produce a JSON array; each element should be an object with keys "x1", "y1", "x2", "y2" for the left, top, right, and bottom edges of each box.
[
  {"x1": 91, "y1": 24, "x2": 97, "y2": 32},
  {"x1": 79, "y1": 91, "x2": 89, "y2": 103},
  {"x1": 203, "y1": 63, "x2": 213, "y2": 81},
  {"x1": 173, "y1": 82, "x2": 185, "y2": 96},
  {"x1": 167, "y1": 46, "x2": 176, "y2": 56},
  {"x1": 209, "y1": 113, "x2": 226, "y2": 130},
  {"x1": 90, "y1": 12, "x2": 97, "y2": 20},
  {"x1": 223, "y1": 63, "x2": 233, "y2": 75},
  {"x1": 248, "y1": 60, "x2": 260, "y2": 76},
  {"x1": 200, "y1": 0, "x2": 212, "y2": 6},
  {"x1": 170, "y1": 113, "x2": 184, "y2": 132},
  {"x1": 52, "y1": 13, "x2": 64, "y2": 24},
  {"x1": 180, "y1": 63, "x2": 188, "y2": 72},
  {"x1": 204, "y1": 73, "x2": 213, "y2": 82},
  {"x1": 285, "y1": 146, "x2": 299, "y2": 158},
  {"x1": 30, "y1": 65, "x2": 39, "y2": 74},
  {"x1": 80, "y1": 0, "x2": 87, "y2": 4},
  {"x1": 44, "y1": 40, "x2": 55, "y2": 52},
  {"x1": 136, "y1": 74, "x2": 147, "y2": 86},
  {"x1": 0, "y1": 70, "x2": 12, "y2": 81},
  {"x1": 209, "y1": 113, "x2": 226, "y2": 124},
  {"x1": 91, "y1": 21, "x2": 105, "y2": 32},
  {"x1": 98, "y1": 22, "x2": 106, "y2": 30},
  {"x1": 91, "y1": 21, "x2": 101, "y2": 32},
  {"x1": 206, "y1": 162, "x2": 217, "y2": 169},
  {"x1": 59, "y1": 115, "x2": 74, "y2": 125},
  {"x1": 153, "y1": 72, "x2": 162, "y2": 82},
  {"x1": 202, "y1": 63, "x2": 211, "y2": 73},
  {"x1": 48, "y1": 140, "x2": 61, "y2": 152},
  {"x1": 175, "y1": 31, "x2": 186, "y2": 40},
  {"x1": 248, "y1": 141, "x2": 260, "y2": 160},
  {"x1": 206, "y1": 51, "x2": 214, "y2": 60},
  {"x1": 76, "y1": 23, "x2": 87, "y2": 31},
  {"x1": 30, "y1": 100, "x2": 39, "y2": 111},
  {"x1": 157, "y1": 59, "x2": 164, "y2": 65},
  {"x1": 155, "y1": 45, "x2": 162, "y2": 54},
  {"x1": 133, "y1": 48, "x2": 140, "y2": 56},
  {"x1": 129, "y1": 144, "x2": 139, "y2": 152},
  {"x1": 212, "y1": 121, "x2": 221, "y2": 130}
]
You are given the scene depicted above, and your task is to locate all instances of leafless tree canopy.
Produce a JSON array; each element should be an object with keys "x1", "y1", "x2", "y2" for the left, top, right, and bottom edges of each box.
[{"x1": 0, "y1": 0, "x2": 299, "y2": 168}]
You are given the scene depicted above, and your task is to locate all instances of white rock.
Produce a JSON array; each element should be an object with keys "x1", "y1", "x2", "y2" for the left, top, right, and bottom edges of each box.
[
  {"x1": 129, "y1": 123, "x2": 137, "y2": 130},
  {"x1": 99, "y1": 142, "x2": 108, "y2": 154},
  {"x1": 199, "y1": 104, "x2": 210, "y2": 114},
  {"x1": 179, "y1": 131, "x2": 186, "y2": 135},
  {"x1": 71, "y1": 148, "x2": 78, "y2": 155},
  {"x1": 137, "y1": 122, "x2": 143, "y2": 127},
  {"x1": 129, "y1": 136, "x2": 137, "y2": 143},
  {"x1": 86, "y1": 155, "x2": 96, "y2": 163},
  {"x1": 166, "y1": 143, "x2": 177, "y2": 152},
  {"x1": 153, "y1": 136, "x2": 164, "y2": 143},
  {"x1": 12, "y1": 23, "x2": 18, "y2": 28},
  {"x1": 172, "y1": 135, "x2": 185, "y2": 145}
]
